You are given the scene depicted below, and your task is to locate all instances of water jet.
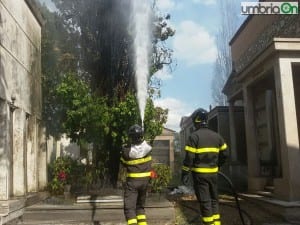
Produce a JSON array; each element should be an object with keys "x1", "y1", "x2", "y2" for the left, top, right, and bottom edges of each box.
[{"x1": 131, "y1": 1, "x2": 152, "y2": 125}]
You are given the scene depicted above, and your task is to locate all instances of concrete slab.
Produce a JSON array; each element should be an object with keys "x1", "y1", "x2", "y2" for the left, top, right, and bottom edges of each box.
[
  {"x1": 6, "y1": 194, "x2": 175, "y2": 225},
  {"x1": 239, "y1": 192, "x2": 300, "y2": 223},
  {"x1": 76, "y1": 195, "x2": 123, "y2": 204},
  {"x1": 262, "y1": 224, "x2": 293, "y2": 225}
]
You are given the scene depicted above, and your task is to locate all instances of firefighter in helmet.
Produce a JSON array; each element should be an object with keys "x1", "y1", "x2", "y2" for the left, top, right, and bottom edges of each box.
[
  {"x1": 121, "y1": 124, "x2": 152, "y2": 225},
  {"x1": 181, "y1": 108, "x2": 228, "y2": 225}
]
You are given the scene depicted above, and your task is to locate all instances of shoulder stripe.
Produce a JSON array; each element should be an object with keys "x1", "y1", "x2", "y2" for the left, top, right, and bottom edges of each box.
[{"x1": 220, "y1": 143, "x2": 227, "y2": 151}]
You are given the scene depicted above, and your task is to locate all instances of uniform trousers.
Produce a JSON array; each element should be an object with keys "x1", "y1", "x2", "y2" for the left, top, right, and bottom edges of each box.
[
  {"x1": 193, "y1": 173, "x2": 221, "y2": 225},
  {"x1": 124, "y1": 178, "x2": 149, "y2": 224}
]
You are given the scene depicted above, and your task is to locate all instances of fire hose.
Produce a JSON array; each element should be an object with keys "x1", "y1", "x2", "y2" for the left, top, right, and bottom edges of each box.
[
  {"x1": 179, "y1": 171, "x2": 253, "y2": 225},
  {"x1": 218, "y1": 171, "x2": 252, "y2": 225}
]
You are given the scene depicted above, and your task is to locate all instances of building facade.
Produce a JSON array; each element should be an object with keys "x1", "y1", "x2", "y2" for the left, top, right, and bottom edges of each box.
[
  {"x1": 179, "y1": 116, "x2": 193, "y2": 154},
  {"x1": 208, "y1": 106, "x2": 248, "y2": 191},
  {"x1": 224, "y1": 14, "x2": 300, "y2": 201},
  {"x1": 152, "y1": 128, "x2": 176, "y2": 173},
  {"x1": 0, "y1": 0, "x2": 46, "y2": 223}
]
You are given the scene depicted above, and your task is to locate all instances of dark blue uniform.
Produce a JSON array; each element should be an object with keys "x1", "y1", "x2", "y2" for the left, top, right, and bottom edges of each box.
[
  {"x1": 121, "y1": 143, "x2": 152, "y2": 225},
  {"x1": 182, "y1": 127, "x2": 228, "y2": 225}
]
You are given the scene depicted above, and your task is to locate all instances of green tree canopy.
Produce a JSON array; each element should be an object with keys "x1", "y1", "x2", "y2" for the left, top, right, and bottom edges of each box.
[{"x1": 40, "y1": 0, "x2": 175, "y2": 186}]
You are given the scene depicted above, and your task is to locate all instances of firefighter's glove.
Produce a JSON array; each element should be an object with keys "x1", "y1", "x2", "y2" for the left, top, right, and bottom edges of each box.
[
  {"x1": 150, "y1": 169, "x2": 158, "y2": 179},
  {"x1": 181, "y1": 171, "x2": 190, "y2": 186}
]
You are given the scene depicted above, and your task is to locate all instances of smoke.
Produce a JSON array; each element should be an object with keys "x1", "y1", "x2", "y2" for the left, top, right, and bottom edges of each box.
[{"x1": 131, "y1": 1, "x2": 152, "y2": 125}]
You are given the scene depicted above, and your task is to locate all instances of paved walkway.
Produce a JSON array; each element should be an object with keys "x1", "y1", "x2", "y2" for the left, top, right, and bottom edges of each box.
[
  {"x1": 6, "y1": 194, "x2": 175, "y2": 225},
  {"x1": 5, "y1": 190, "x2": 300, "y2": 225}
]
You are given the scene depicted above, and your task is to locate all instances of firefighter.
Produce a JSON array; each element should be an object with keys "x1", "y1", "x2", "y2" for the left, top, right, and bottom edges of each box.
[
  {"x1": 181, "y1": 108, "x2": 228, "y2": 225},
  {"x1": 121, "y1": 124, "x2": 152, "y2": 225}
]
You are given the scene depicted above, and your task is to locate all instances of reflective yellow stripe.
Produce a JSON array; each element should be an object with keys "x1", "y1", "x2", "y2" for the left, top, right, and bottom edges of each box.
[
  {"x1": 137, "y1": 214, "x2": 146, "y2": 220},
  {"x1": 220, "y1": 143, "x2": 227, "y2": 151},
  {"x1": 192, "y1": 167, "x2": 218, "y2": 173},
  {"x1": 213, "y1": 214, "x2": 220, "y2": 220},
  {"x1": 185, "y1": 146, "x2": 196, "y2": 152},
  {"x1": 185, "y1": 146, "x2": 219, "y2": 154},
  {"x1": 127, "y1": 172, "x2": 151, "y2": 178},
  {"x1": 182, "y1": 166, "x2": 190, "y2": 172},
  {"x1": 121, "y1": 156, "x2": 152, "y2": 165},
  {"x1": 137, "y1": 222, "x2": 147, "y2": 225},
  {"x1": 213, "y1": 213, "x2": 221, "y2": 225},
  {"x1": 202, "y1": 216, "x2": 214, "y2": 222},
  {"x1": 128, "y1": 218, "x2": 137, "y2": 224}
]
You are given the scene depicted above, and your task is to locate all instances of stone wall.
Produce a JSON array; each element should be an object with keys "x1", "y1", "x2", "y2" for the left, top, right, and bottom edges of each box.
[
  {"x1": 231, "y1": 15, "x2": 300, "y2": 74},
  {"x1": 0, "y1": 0, "x2": 45, "y2": 201},
  {"x1": 0, "y1": 0, "x2": 42, "y2": 113}
]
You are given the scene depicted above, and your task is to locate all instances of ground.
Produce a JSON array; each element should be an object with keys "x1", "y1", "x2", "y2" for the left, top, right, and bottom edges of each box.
[
  {"x1": 167, "y1": 193, "x2": 288, "y2": 225},
  {"x1": 8, "y1": 188, "x2": 293, "y2": 225}
]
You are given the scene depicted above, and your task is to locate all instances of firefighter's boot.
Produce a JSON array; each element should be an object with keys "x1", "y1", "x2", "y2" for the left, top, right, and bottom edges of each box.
[{"x1": 137, "y1": 214, "x2": 147, "y2": 225}]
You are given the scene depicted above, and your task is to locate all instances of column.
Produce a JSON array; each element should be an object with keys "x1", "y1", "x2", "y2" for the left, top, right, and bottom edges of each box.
[
  {"x1": 228, "y1": 101, "x2": 237, "y2": 162},
  {"x1": 12, "y1": 109, "x2": 25, "y2": 196},
  {"x1": 243, "y1": 85, "x2": 261, "y2": 191},
  {"x1": 274, "y1": 57, "x2": 300, "y2": 200},
  {"x1": 26, "y1": 115, "x2": 37, "y2": 192},
  {"x1": 38, "y1": 122, "x2": 47, "y2": 189},
  {"x1": 0, "y1": 101, "x2": 9, "y2": 200}
]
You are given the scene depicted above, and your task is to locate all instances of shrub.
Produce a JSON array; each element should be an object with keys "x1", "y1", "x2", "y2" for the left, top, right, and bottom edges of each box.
[
  {"x1": 48, "y1": 156, "x2": 77, "y2": 195},
  {"x1": 150, "y1": 163, "x2": 172, "y2": 193}
]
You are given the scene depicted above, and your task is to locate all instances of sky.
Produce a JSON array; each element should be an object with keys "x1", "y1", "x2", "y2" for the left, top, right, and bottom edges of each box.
[
  {"x1": 152, "y1": 0, "x2": 248, "y2": 131},
  {"x1": 39, "y1": 0, "x2": 251, "y2": 132}
]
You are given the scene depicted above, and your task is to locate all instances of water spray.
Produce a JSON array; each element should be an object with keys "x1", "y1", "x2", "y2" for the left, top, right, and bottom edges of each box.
[{"x1": 131, "y1": 1, "x2": 152, "y2": 125}]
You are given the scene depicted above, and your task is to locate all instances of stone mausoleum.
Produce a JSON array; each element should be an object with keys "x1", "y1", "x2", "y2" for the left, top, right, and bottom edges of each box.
[
  {"x1": 224, "y1": 14, "x2": 300, "y2": 201},
  {"x1": 0, "y1": 0, "x2": 47, "y2": 223}
]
